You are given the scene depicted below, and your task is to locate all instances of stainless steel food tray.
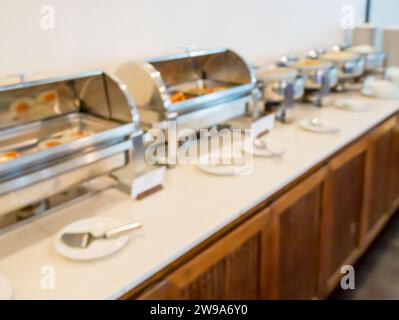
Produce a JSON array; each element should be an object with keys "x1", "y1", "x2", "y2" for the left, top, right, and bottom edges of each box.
[
  {"x1": 0, "y1": 142, "x2": 129, "y2": 216},
  {"x1": 166, "y1": 82, "x2": 254, "y2": 114},
  {"x1": 168, "y1": 79, "x2": 236, "y2": 96},
  {"x1": 116, "y1": 48, "x2": 258, "y2": 129},
  {"x1": 0, "y1": 70, "x2": 145, "y2": 228},
  {"x1": 0, "y1": 112, "x2": 135, "y2": 178}
]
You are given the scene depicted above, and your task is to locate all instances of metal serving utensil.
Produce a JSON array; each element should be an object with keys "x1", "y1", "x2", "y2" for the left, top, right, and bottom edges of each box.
[
  {"x1": 253, "y1": 138, "x2": 285, "y2": 157},
  {"x1": 61, "y1": 222, "x2": 142, "y2": 249}
]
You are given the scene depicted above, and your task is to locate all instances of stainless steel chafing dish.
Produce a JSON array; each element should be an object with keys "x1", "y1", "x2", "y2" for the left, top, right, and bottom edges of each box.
[
  {"x1": 292, "y1": 59, "x2": 338, "y2": 90},
  {"x1": 116, "y1": 48, "x2": 259, "y2": 134},
  {"x1": 348, "y1": 45, "x2": 385, "y2": 73},
  {"x1": 280, "y1": 56, "x2": 338, "y2": 107},
  {"x1": 257, "y1": 67, "x2": 305, "y2": 103},
  {"x1": 319, "y1": 50, "x2": 365, "y2": 81},
  {"x1": 0, "y1": 71, "x2": 144, "y2": 228},
  {"x1": 257, "y1": 67, "x2": 305, "y2": 122}
]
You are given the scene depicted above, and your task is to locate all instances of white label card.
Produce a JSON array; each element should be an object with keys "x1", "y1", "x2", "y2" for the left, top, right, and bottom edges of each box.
[
  {"x1": 131, "y1": 166, "x2": 166, "y2": 199},
  {"x1": 250, "y1": 114, "x2": 275, "y2": 139}
]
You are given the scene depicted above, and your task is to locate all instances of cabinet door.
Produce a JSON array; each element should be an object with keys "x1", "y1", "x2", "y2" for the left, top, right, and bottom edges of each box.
[
  {"x1": 152, "y1": 207, "x2": 273, "y2": 300},
  {"x1": 389, "y1": 115, "x2": 399, "y2": 211},
  {"x1": 271, "y1": 167, "x2": 326, "y2": 300},
  {"x1": 362, "y1": 118, "x2": 395, "y2": 245},
  {"x1": 319, "y1": 139, "x2": 367, "y2": 297},
  {"x1": 136, "y1": 280, "x2": 170, "y2": 300}
]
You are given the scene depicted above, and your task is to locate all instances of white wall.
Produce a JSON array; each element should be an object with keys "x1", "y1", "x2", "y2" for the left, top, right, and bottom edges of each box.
[
  {"x1": 370, "y1": 0, "x2": 399, "y2": 26},
  {"x1": 0, "y1": 0, "x2": 366, "y2": 80}
]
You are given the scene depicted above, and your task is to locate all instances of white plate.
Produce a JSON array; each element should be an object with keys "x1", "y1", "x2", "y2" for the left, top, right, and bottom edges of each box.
[
  {"x1": 298, "y1": 118, "x2": 340, "y2": 134},
  {"x1": 241, "y1": 137, "x2": 285, "y2": 158},
  {"x1": 334, "y1": 99, "x2": 371, "y2": 112},
  {"x1": 54, "y1": 217, "x2": 130, "y2": 261},
  {"x1": 38, "y1": 138, "x2": 64, "y2": 150},
  {"x1": 197, "y1": 153, "x2": 252, "y2": 176},
  {"x1": 0, "y1": 274, "x2": 13, "y2": 300}
]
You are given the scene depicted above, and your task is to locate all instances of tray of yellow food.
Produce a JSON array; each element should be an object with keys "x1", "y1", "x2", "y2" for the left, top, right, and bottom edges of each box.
[
  {"x1": 168, "y1": 80, "x2": 233, "y2": 104},
  {"x1": 0, "y1": 112, "x2": 128, "y2": 177},
  {"x1": 9, "y1": 90, "x2": 60, "y2": 120},
  {"x1": 320, "y1": 51, "x2": 360, "y2": 62},
  {"x1": 0, "y1": 151, "x2": 20, "y2": 164},
  {"x1": 293, "y1": 59, "x2": 332, "y2": 70}
]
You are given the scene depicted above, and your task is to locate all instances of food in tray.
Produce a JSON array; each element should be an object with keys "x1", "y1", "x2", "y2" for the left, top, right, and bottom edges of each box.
[
  {"x1": 51, "y1": 128, "x2": 93, "y2": 142},
  {"x1": 61, "y1": 128, "x2": 94, "y2": 141},
  {"x1": 37, "y1": 128, "x2": 94, "y2": 150},
  {"x1": 170, "y1": 86, "x2": 228, "y2": 103},
  {"x1": 320, "y1": 51, "x2": 358, "y2": 62},
  {"x1": 294, "y1": 59, "x2": 325, "y2": 67},
  {"x1": 38, "y1": 138, "x2": 63, "y2": 150},
  {"x1": 27, "y1": 103, "x2": 56, "y2": 119},
  {"x1": 0, "y1": 151, "x2": 20, "y2": 164},
  {"x1": 9, "y1": 98, "x2": 35, "y2": 119},
  {"x1": 37, "y1": 90, "x2": 59, "y2": 105},
  {"x1": 9, "y1": 90, "x2": 60, "y2": 120},
  {"x1": 10, "y1": 98, "x2": 54, "y2": 120},
  {"x1": 185, "y1": 86, "x2": 227, "y2": 96},
  {"x1": 170, "y1": 92, "x2": 187, "y2": 103}
]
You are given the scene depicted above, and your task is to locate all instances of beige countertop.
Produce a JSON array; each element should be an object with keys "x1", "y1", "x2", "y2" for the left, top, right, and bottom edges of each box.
[{"x1": 0, "y1": 93, "x2": 398, "y2": 299}]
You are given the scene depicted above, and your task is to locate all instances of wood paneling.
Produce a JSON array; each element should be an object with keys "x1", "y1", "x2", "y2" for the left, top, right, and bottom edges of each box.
[
  {"x1": 136, "y1": 280, "x2": 170, "y2": 300},
  {"x1": 368, "y1": 131, "x2": 391, "y2": 227},
  {"x1": 132, "y1": 114, "x2": 399, "y2": 301},
  {"x1": 319, "y1": 139, "x2": 367, "y2": 297},
  {"x1": 226, "y1": 235, "x2": 260, "y2": 299},
  {"x1": 362, "y1": 118, "x2": 396, "y2": 245},
  {"x1": 389, "y1": 116, "x2": 399, "y2": 211},
  {"x1": 271, "y1": 167, "x2": 326, "y2": 300},
  {"x1": 137, "y1": 207, "x2": 272, "y2": 300}
]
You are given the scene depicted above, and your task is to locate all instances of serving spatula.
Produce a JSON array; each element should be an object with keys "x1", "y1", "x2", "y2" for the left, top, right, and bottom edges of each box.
[{"x1": 61, "y1": 222, "x2": 142, "y2": 249}]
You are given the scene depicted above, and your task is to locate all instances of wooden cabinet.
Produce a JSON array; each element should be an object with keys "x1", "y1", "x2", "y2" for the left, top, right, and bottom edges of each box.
[
  {"x1": 137, "y1": 207, "x2": 272, "y2": 300},
  {"x1": 271, "y1": 167, "x2": 326, "y2": 300},
  {"x1": 132, "y1": 115, "x2": 399, "y2": 301},
  {"x1": 136, "y1": 280, "x2": 170, "y2": 300},
  {"x1": 319, "y1": 139, "x2": 367, "y2": 297},
  {"x1": 389, "y1": 115, "x2": 399, "y2": 211},
  {"x1": 361, "y1": 118, "x2": 396, "y2": 245}
]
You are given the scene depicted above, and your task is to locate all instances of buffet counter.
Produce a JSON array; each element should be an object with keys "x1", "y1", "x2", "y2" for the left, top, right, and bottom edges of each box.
[{"x1": 0, "y1": 93, "x2": 398, "y2": 299}]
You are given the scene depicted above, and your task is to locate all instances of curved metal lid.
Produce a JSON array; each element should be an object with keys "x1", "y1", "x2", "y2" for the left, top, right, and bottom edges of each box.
[
  {"x1": 0, "y1": 70, "x2": 141, "y2": 130},
  {"x1": 117, "y1": 48, "x2": 256, "y2": 116}
]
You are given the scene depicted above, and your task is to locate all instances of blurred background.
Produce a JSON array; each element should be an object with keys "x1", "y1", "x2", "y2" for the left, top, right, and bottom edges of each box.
[{"x1": 0, "y1": 0, "x2": 368, "y2": 77}]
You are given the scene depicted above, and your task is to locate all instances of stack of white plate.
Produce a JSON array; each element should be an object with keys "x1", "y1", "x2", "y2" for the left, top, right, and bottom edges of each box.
[{"x1": 362, "y1": 77, "x2": 399, "y2": 99}]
